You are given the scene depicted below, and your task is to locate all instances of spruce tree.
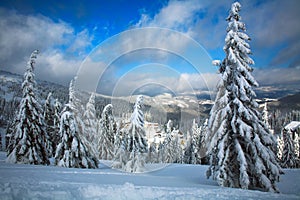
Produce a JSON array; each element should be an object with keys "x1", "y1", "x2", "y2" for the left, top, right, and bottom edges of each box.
[
  {"x1": 124, "y1": 95, "x2": 148, "y2": 172},
  {"x1": 183, "y1": 131, "x2": 193, "y2": 164},
  {"x1": 206, "y1": 2, "x2": 282, "y2": 192},
  {"x1": 157, "y1": 141, "x2": 164, "y2": 163},
  {"x1": 54, "y1": 79, "x2": 98, "y2": 168},
  {"x1": 6, "y1": 50, "x2": 49, "y2": 165},
  {"x1": 276, "y1": 134, "x2": 284, "y2": 162},
  {"x1": 97, "y1": 104, "x2": 115, "y2": 160},
  {"x1": 199, "y1": 119, "x2": 208, "y2": 164},
  {"x1": 281, "y1": 128, "x2": 299, "y2": 168},
  {"x1": 190, "y1": 119, "x2": 201, "y2": 164},
  {"x1": 52, "y1": 98, "x2": 62, "y2": 155},
  {"x1": 54, "y1": 104, "x2": 98, "y2": 168},
  {"x1": 162, "y1": 129, "x2": 181, "y2": 163},
  {"x1": 83, "y1": 93, "x2": 98, "y2": 145},
  {"x1": 68, "y1": 77, "x2": 85, "y2": 136},
  {"x1": 44, "y1": 92, "x2": 55, "y2": 156},
  {"x1": 112, "y1": 122, "x2": 127, "y2": 169},
  {"x1": 262, "y1": 102, "x2": 272, "y2": 132},
  {"x1": 147, "y1": 141, "x2": 157, "y2": 163}
]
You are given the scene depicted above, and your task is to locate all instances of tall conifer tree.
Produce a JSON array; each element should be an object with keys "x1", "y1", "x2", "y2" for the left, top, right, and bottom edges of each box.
[
  {"x1": 6, "y1": 50, "x2": 49, "y2": 165},
  {"x1": 206, "y1": 2, "x2": 282, "y2": 192}
]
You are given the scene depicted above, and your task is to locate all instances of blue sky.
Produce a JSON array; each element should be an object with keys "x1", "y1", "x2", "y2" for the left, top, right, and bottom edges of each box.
[{"x1": 0, "y1": 0, "x2": 299, "y2": 96}]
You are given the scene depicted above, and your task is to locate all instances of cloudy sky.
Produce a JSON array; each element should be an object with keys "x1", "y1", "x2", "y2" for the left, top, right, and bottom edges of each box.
[{"x1": 0, "y1": 0, "x2": 299, "y2": 96}]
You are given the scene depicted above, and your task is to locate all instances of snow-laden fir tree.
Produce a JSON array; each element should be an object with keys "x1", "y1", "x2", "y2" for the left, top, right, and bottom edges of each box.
[
  {"x1": 6, "y1": 111, "x2": 19, "y2": 154},
  {"x1": 199, "y1": 119, "x2": 209, "y2": 164},
  {"x1": 52, "y1": 98, "x2": 62, "y2": 155},
  {"x1": 43, "y1": 92, "x2": 55, "y2": 156},
  {"x1": 276, "y1": 134, "x2": 284, "y2": 161},
  {"x1": 97, "y1": 104, "x2": 115, "y2": 160},
  {"x1": 83, "y1": 93, "x2": 98, "y2": 145},
  {"x1": 295, "y1": 132, "x2": 300, "y2": 160},
  {"x1": 6, "y1": 50, "x2": 49, "y2": 165},
  {"x1": 147, "y1": 140, "x2": 157, "y2": 163},
  {"x1": 281, "y1": 126, "x2": 299, "y2": 168},
  {"x1": 157, "y1": 141, "x2": 164, "y2": 163},
  {"x1": 68, "y1": 77, "x2": 85, "y2": 135},
  {"x1": 124, "y1": 95, "x2": 148, "y2": 172},
  {"x1": 162, "y1": 120, "x2": 174, "y2": 163},
  {"x1": 54, "y1": 79, "x2": 98, "y2": 168},
  {"x1": 166, "y1": 119, "x2": 173, "y2": 133},
  {"x1": 162, "y1": 129, "x2": 182, "y2": 163},
  {"x1": 206, "y1": 2, "x2": 282, "y2": 192},
  {"x1": 190, "y1": 119, "x2": 204, "y2": 164},
  {"x1": 54, "y1": 104, "x2": 98, "y2": 168},
  {"x1": 183, "y1": 131, "x2": 193, "y2": 164},
  {"x1": 112, "y1": 121, "x2": 127, "y2": 169},
  {"x1": 262, "y1": 102, "x2": 271, "y2": 131},
  {"x1": 163, "y1": 119, "x2": 182, "y2": 163}
]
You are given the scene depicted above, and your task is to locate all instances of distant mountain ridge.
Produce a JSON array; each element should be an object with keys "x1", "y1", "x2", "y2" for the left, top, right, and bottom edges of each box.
[{"x1": 0, "y1": 70, "x2": 299, "y2": 134}]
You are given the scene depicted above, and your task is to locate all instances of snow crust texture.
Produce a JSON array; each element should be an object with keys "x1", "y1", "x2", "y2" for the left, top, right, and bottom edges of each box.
[{"x1": 0, "y1": 152, "x2": 299, "y2": 200}]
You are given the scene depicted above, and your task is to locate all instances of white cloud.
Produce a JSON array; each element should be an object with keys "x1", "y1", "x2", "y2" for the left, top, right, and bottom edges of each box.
[
  {"x1": 0, "y1": 8, "x2": 94, "y2": 85},
  {"x1": 96, "y1": 62, "x2": 220, "y2": 97},
  {"x1": 137, "y1": 0, "x2": 202, "y2": 31},
  {"x1": 67, "y1": 29, "x2": 94, "y2": 56},
  {"x1": 36, "y1": 50, "x2": 80, "y2": 83}
]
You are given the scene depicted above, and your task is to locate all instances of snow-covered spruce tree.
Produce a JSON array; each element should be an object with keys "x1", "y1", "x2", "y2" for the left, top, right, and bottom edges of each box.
[
  {"x1": 276, "y1": 134, "x2": 284, "y2": 162},
  {"x1": 206, "y1": 2, "x2": 282, "y2": 192},
  {"x1": 6, "y1": 50, "x2": 49, "y2": 165},
  {"x1": 173, "y1": 130, "x2": 183, "y2": 163},
  {"x1": 199, "y1": 119, "x2": 209, "y2": 164},
  {"x1": 262, "y1": 102, "x2": 271, "y2": 131},
  {"x1": 162, "y1": 129, "x2": 182, "y2": 163},
  {"x1": 161, "y1": 119, "x2": 182, "y2": 163},
  {"x1": 190, "y1": 119, "x2": 201, "y2": 164},
  {"x1": 52, "y1": 98, "x2": 62, "y2": 155},
  {"x1": 295, "y1": 131, "x2": 300, "y2": 160},
  {"x1": 97, "y1": 104, "x2": 115, "y2": 160},
  {"x1": 183, "y1": 131, "x2": 193, "y2": 164},
  {"x1": 124, "y1": 95, "x2": 148, "y2": 172},
  {"x1": 166, "y1": 119, "x2": 174, "y2": 133},
  {"x1": 68, "y1": 77, "x2": 85, "y2": 135},
  {"x1": 44, "y1": 92, "x2": 55, "y2": 156},
  {"x1": 6, "y1": 111, "x2": 19, "y2": 154},
  {"x1": 54, "y1": 104, "x2": 98, "y2": 168},
  {"x1": 112, "y1": 121, "x2": 127, "y2": 169},
  {"x1": 157, "y1": 141, "x2": 164, "y2": 163},
  {"x1": 281, "y1": 128, "x2": 299, "y2": 168},
  {"x1": 147, "y1": 140, "x2": 157, "y2": 163},
  {"x1": 83, "y1": 93, "x2": 98, "y2": 145}
]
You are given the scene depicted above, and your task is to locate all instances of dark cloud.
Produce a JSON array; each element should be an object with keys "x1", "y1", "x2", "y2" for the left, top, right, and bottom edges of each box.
[
  {"x1": 254, "y1": 67, "x2": 300, "y2": 86},
  {"x1": 242, "y1": 0, "x2": 300, "y2": 67},
  {"x1": 271, "y1": 39, "x2": 300, "y2": 67}
]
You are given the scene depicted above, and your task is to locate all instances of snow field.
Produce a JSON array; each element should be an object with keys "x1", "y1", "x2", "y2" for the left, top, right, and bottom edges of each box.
[{"x1": 0, "y1": 152, "x2": 299, "y2": 200}]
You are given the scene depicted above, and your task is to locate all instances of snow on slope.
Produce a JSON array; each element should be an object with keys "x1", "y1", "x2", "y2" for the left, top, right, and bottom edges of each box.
[{"x1": 0, "y1": 152, "x2": 299, "y2": 200}]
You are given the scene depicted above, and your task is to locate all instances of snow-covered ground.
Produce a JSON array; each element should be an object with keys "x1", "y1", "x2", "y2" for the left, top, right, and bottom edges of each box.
[{"x1": 0, "y1": 152, "x2": 299, "y2": 200}]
